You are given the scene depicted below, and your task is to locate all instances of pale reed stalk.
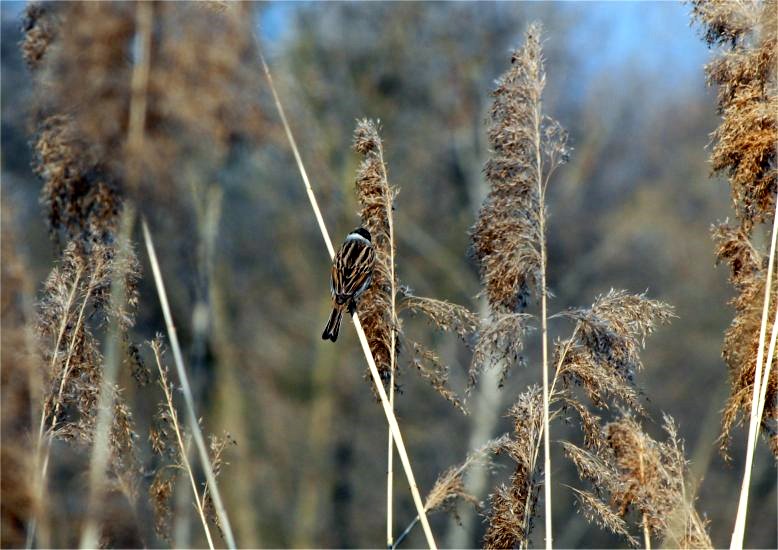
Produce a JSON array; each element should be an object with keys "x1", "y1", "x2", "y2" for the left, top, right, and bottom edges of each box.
[
  {"x1": 26, "y1": 261, "x2": 83, "y2": 546},
  {"x1": 730, "y1": 199, "x2": 778, "y2": 550},
  {"x1": 142, "y1": 219, "x2": 237, "y2": 550},
  {"x1": 534, "y1": 82, "x2": 553, "y2": 550},
  {"x1": 151, "y1": 341, "x2": 215, "y2": 550},
  {"x1": 256, "y1": 45, "x2": 437, "y2": 550}
]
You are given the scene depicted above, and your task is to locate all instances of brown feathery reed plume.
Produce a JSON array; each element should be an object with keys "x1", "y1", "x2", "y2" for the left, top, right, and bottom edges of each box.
[
  {"x1": 30, "y1": 1, "x2": 263, "y2": 200},
  {"x1": 142, "y1": 220, "x2": 237, "y2": 548},
  {"x1": 481, "y1": 290, "x2": 678, "y2": 548},
  {"x1": 353, "y1": 118, "x2": 398, "y2": 386},
  {"x1": 483, "y1": 387, "x2": 545, "y2": 549},
  {"x1": 472, "y1": 25, "x2": 698, "y2": 550},
  {"x1": 471, "y1": 23, "x2": 569, "y2": 548},
  {"x1": 352, "y1": 119, "x2": 401, "y2": 547},
  {"x1": 20, "y1": 2, "x2": 57, "y2": 71},
  {"x1": 691, "y1": 1, "x2": 777, "y2": 546},
  {"x1": 353, "y1": 119, "x2": 479, "y2": 405},
  {"x1": 691, "y1": 0, "x2": 777, "y2": 455},
  {"x1": 564, "y1": 414, "x2": 711, "y2": 549},
  {"x1": 352, "y1": 119, "x2": 479, "y2": 545},
  {"x1": 30, "y1": 235, "x2": 142, "y2": 545}
]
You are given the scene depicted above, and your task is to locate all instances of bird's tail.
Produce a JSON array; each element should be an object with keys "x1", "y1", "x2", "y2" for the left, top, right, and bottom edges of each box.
[{"x1": 322, "y1": 308, "x2": 343, "y2": 342}]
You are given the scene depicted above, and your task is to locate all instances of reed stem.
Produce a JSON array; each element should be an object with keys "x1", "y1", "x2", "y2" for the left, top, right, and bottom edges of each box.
[
  {"x1": 142, "y1": 219, "x2": 237, "y2": 550},
  {"x1": 151, "y1": 340, "x2": 216, "y2": 550},
  {"x1": 730, "y1": 199, "x2": 778, "y2": 550},
  {"x1": 256, "y1": 45, "x2": 437, "y2": 550}
]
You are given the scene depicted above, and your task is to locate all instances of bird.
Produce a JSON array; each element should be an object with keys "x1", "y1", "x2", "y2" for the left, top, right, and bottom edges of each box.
[{"x1": 322, "y1": 227, "x2": 376, "y2": 342}]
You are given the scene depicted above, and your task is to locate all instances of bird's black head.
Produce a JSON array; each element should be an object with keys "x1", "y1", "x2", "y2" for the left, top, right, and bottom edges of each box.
[{"x1": 352, "y1": 227, "x2": 371, "y2": 241}]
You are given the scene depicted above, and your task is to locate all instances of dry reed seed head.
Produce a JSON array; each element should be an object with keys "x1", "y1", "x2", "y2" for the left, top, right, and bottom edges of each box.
[
  {"x1": 148, "y1": 336, "x2": 186, "y2": 541},
  {"x1": 400, "y1": 292, "x2": 479, "y2": 342},
  {"x1": 713, "y1": 223, "x2": 778, "y2": 456},
  {"x1": 561, "y1": 395, "x2": 607, "y2": 451},
  {"x1": 203, "y1": 432, "x2": 237, "y2": 536},
  {"x1": 483, "y1": 387, "x2": 544, "y2": 548},
  {"x1": 150, "y1": 471, "x2": 176, "y2": 542},
  {"x1": 147, "y1": 2, "x2": 264, "y2": 161},
  {"x1": 403, "y1": 335, "x2": 466, "y2": 413},
  {"x1": 353, "y1": 118, "x2": 380, "y2": 154},
  {"x1": 695, "y1": 0, "x2": 777, "y2": 231},
  {"x1": 424, "y1": 436, "x2": 508, "y2": 515},
  {"x1": 471, "y1": 22, "x2": 570, "y2": 313},
  {"x1": 353, "y1": 119, "x2": 398, "y2": 385},
  {"x1": 41, "y1": 1, "x2": 134, "y2": 158},
  {"x1": 696, "y1": 0, "x2": 778, "y2": 459},
  {"x1": 34, "y1": 236, "x2": 142, "y2": 506},
  {"x1": 33, "y1": 1, "x2": 263, "y2": 203},
  {"x1": 34, "y1": 114, "x2": 121, "y2": 243},
  {"x1": 565, "y1": 414, "x2": 712, "y2": 548},
  {"x1": 557, "y1": 290, "x2": 674, "y2": 413},
  {"x1": 571, "y1": 488, "x2": 638, "y2": 547},
  {"x1": 125, "y1": 340, "x2": 150, "y2": 386},
  {"x1": 470, "y1": 312, "x2": 532, "y2": 392},
  {"x1": 21, "y1": 2, "x2": 58, "y2": 70},
  {"x1": 690, "y1": 0, "x2": 761, "y2": 46},
  {"x1": 399, "y1": 291, "x2": 479, "y2": 409}
]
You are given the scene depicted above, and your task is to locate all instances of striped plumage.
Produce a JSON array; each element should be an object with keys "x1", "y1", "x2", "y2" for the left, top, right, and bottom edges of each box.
[{"x1": 322, "y1": 227, "x2": 376, "y2": 342}]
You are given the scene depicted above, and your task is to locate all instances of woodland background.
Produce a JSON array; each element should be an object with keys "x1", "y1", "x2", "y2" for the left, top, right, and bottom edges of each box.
[{"x1": 1, "y1": 1, "x2": 776, "y2": 549}]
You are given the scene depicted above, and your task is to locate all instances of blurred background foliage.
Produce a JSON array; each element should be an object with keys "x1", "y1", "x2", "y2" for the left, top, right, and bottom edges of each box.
[{"x1": 1, "y1": 1, "x2": 775, "y2": 548}]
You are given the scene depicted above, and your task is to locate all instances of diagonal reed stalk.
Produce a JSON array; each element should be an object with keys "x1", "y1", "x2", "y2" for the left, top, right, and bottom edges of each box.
[
  {"x1": 28, "y1": 263, "x2": 89, "y2": 548},
  {"x1": 151, "y1": 339, "x2": 216, "y2": 550},
  {"x1": 142, "y1": 219, "x2": 237, "y2": 550},
  {"x1": 730, "y1": 199, "x2": 778, "y2": 550},
  {"x1": 256, "y1": 45, "x2": 437, "y2": 550}
]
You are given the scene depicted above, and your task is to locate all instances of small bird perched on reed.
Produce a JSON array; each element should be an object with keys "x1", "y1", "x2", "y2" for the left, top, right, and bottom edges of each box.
[{"x1": 322, "y1": 227, "x2": 376, "y2": 342}]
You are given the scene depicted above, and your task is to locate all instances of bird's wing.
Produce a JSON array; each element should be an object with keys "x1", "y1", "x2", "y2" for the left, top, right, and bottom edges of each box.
[{"x1": 331, "y1": 239, "x2": 375, "y2": 304}]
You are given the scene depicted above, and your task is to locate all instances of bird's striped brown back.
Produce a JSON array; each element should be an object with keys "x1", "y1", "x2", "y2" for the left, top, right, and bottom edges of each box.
[{"x1": 331, "y1": 238, "x2": 375, "y2": 305}]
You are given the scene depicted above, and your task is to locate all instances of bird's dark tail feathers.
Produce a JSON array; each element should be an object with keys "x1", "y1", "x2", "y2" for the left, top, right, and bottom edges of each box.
[{"x1": 322, "y1": 308, "x2": 343, "y2": 342}]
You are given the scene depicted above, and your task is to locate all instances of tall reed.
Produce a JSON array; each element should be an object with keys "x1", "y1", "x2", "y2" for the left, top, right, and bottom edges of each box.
[
  {"x1": 691, "y1": 1, "x2": 777, "y2": 547},
  {"x1": 471, "y1": 23, "x2": 569, "y2": 548},
  {"x1": 472, "y1": 24, "x2": 709, "y2": 549}
]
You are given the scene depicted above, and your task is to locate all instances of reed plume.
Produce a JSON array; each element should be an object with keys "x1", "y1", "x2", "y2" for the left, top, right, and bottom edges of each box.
[
  {"x1": 565, "y1": 415, "x2": 711, "y2": 549},
  {"x1": 692, "y1": 0, "x2": 778, "y2": 458},
  {"x1": 393, "y1": 435, "x2": 508, "y2": 549},
  {"x1": 472, "y1": 23, "x2": 569, "y2": 547},
  {"x1": 352, "y1": 119, "x2": 478, "y2": 545},
  {"x1": 692, "y1": 2, "x2": 777, "y2": 546},
  {"x1": 483, "y1": 387, "x2": 545, "y2": 549},
  {"x1": 473, "y1": 25, "x2": 703, "y2": 550},
  {"x1": 353, "y1": 119, "x2": 478, "y2": 406},
  {"x1": 353, "y1": 119, "x2": 398, "y2": 385}
]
